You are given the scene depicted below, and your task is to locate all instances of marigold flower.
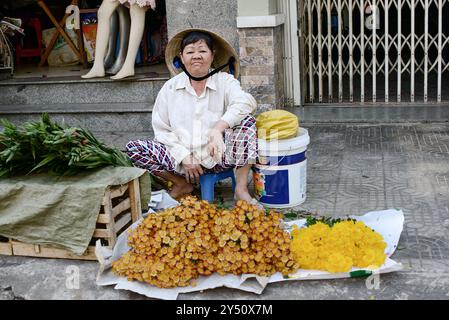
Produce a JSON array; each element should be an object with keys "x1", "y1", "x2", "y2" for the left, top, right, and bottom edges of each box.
[{"x1": 290, "y1": 220, "x2": 386, "y2": 273}]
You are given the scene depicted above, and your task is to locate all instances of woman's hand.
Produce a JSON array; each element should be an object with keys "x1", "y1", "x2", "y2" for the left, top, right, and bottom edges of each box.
[
  {"x1": 207, "y1": 120, "x2": 229, "y2": 163},
  {"x1": 182, "y1": 154, "x2": 204, "y2": 184},
  {"x1": 207, "y1": 127, "x2": 227, "y2": 163}
]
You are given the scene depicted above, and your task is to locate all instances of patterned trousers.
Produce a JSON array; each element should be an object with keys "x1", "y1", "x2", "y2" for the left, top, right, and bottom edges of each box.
[{"x1": 125, "y1": 115, "x2": 258, "y2": 175}]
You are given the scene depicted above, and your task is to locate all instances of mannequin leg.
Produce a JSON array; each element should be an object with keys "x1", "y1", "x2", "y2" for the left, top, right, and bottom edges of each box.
[
  {"x1": 111, "y1": 4, "x2": 148, "y2": 80},
  {"x1": 150, "y1": 31, "x2": 162, "y2": 61},
  {"x1": 106, "y1": 5, "x2": 131, "y2": 74},
  {"x1": 104, "y1": 9, "x2": 119, "y2": 69},
  {"x1": 81, "y1": 0, "x2": 120, "y2": 79}
]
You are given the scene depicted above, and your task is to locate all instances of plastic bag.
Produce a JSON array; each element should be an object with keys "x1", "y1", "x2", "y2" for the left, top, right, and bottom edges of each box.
[
  {"x1": 256, "y1": 110, "x2": 299, "y2": 141},
  {"x1": 42, "y1": 27, "x2": 80, "y2": 67}
]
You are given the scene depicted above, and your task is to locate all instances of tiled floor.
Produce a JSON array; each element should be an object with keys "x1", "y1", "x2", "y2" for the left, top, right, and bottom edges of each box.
[
  {"x1": 2, "y1": 122, "x2": 449, "y2": 299},
  {"x1": 299, "y1": 124, "x2": 449, "y2": 281}
]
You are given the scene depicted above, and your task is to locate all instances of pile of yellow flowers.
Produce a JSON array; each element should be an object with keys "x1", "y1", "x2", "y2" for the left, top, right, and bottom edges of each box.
[
  {"x1": 112, "y1": 196, "x2": 298, "y2": 288},
  {"x1": 290, "y1": 220, "x2": 387, "y2": 273}
]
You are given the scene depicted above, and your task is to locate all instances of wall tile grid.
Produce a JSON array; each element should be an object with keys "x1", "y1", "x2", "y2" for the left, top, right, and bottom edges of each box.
[{"x1": 238, "y1": 25, "x2": 285, "y2": 113}]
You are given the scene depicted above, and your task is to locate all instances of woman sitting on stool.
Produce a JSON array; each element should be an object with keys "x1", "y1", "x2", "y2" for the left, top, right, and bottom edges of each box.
[{"x1": 125, "y1": 29, "x2": 258, "y2": 205}]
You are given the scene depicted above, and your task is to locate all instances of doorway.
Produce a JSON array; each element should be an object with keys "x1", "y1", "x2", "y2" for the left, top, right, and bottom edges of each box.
[{"x1": 298, "y1": 0, "x2": 449, "y2": 104}]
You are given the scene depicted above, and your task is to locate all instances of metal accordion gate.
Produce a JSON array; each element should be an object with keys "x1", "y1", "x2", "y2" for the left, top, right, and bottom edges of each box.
[{"x1": 299, "y1": 0, "x2": 449, "y2": 104}]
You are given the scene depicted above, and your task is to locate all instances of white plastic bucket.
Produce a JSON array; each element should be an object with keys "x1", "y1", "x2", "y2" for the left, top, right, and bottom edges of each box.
[{"x1": 253, "y1": 128, "x2": 310, "y2": 208}]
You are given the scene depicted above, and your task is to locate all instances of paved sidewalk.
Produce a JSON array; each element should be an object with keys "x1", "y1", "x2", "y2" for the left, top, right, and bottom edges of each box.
[{"x1": 1, "y1": 123, "x2": 449, "y2": 300}]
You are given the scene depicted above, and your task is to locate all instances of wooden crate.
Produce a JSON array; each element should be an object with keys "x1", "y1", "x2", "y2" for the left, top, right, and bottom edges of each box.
[
  {"x1": 0, "y1": 236, "x2": 12, "y2": 256},
  {"x1": 0, "y1": 178, "x2": 142, "y2": 260}
]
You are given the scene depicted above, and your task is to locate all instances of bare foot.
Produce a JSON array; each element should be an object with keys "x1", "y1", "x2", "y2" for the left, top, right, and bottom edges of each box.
[
  {"x1": 234, "y1": 186, "x2": 263, "y2": 209},
  {"x1": 234, "y1": 187, "x2": 253, "y2": 203},
  {"x1": 81, "y1": 68, "x2": 105, "y2": 79},
  {"x1": 169, "y1": 181, "x2": 194, "y2": 199}
]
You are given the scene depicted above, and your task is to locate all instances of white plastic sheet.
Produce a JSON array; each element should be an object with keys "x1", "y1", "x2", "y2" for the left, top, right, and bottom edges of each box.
[{"x1": 96, "y1": 191, "x2": 404, "y2": 300}]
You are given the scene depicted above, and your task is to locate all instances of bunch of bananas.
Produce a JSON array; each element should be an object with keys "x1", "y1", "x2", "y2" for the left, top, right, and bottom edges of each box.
[{"x1": 112, "y1": 196, "x2": 298, "y2": 288}]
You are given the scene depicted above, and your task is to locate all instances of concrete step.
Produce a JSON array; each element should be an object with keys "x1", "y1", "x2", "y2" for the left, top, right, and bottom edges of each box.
[
  {"x1": 0, "y1": 102, "x2": 153, "y2": 133},
  {"x1": 0, "y1": 74, "x2": 163, "y2": 149},
  {"x1": 289, "y1": 104, "x2": 449, "y2": 123},
  {"x1": 0, "y1": 116, "x2": 155, "y2": 149},
  {"x1": 92, "y1": 131, "x2": 155, "y2": 149},
  {"x1": 0, "y1": 102, "x2": 153, "y2": 114},
  {"x1": 0, "y1": 76, "x2": 167, "y2": 105}
]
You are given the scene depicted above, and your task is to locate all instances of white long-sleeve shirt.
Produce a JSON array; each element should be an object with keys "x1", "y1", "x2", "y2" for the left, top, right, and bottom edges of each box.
[{"x1": 152, "y1": 71, "x2": 257, "y2": 173}]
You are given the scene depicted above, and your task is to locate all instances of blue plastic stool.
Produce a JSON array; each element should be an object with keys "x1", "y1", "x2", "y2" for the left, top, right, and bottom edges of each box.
[{"x1": 199, "y1": 169, "x2": 236, "y2": 202}]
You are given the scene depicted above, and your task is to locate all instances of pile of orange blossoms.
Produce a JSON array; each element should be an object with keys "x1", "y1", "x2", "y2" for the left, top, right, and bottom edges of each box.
[{"x1": 112, "y1": 196, "x2": 298, "y2": 288}]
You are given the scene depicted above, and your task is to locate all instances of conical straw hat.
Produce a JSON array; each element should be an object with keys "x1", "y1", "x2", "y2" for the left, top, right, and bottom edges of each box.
[{"x1": 165, "y1": 28, "x2": 240, "y2": 79}]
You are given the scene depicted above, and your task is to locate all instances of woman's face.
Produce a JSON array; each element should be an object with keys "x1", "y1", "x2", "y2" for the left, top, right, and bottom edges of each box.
[{"x1": 180, "y1": 40, "x2": 214, "y2": 78}]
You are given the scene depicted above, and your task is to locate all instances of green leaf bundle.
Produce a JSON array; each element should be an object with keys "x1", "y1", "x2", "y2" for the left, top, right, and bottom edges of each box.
[
  {"x1": 0, "y1": 113, "x2": 133, "y2": 177},
  {"x1": 305, "y1": 216, "x2": 357, "y2": 227}
]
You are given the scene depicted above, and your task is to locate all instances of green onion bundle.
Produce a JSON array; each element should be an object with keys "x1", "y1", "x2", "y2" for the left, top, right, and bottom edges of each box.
[{"x1": 0, "y1": 113, "x2": 133, "y2": 177}]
